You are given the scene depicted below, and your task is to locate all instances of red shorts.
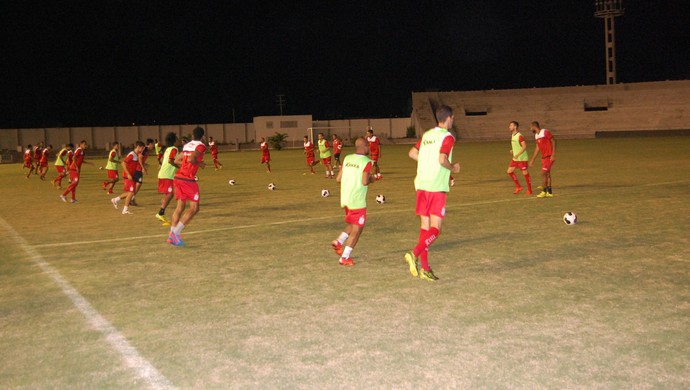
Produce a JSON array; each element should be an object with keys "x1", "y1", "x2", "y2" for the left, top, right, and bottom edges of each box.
[
  {"x1": 212, "y1": 153, "x2": 219, "y2": 160},
  {"x1": 541, "y1": 157, "x2": 554, "y2": 172},
  {"x1": 107, "y1": 169, "x2": 119, "y2": 180},
  {"x1": 261, "y1": 154, "x2": 270, "y2": 163},
  {"x1": 174, "y1": 179, "x2": 200, "y2": 202},
  {"x1": 306, "y1": 156, "x2": 315, "y2": 166},
  {"x1": 509, "y1": 160, "x2": 528, "y2": 170},
  {"x1": 23, "y1": 161, "x2": 33, "y2": 168},
  {"x1": 158, "y1": 178, "x2": 174, "y2": 194},
  {"x1": 322, "y1": 157, "x2": 332, "y2": 165},
  {"x1": 344, "y1": 207, "x2": 367, "y2": 227},
  {"x1": 68, "y1": 170, "x2": 80, "y2": 185},
  {"x1": 415, "y1": 190, "x2": 447, "y2": 218},
  {"x1": 123, "y1": 179, "x2": 136, "y2": 193},
  {"x1": 370, "y1": 153, "x2": 379, "y2": 162},
  {"x1": 40, "y1": 162, "x2": 48, "y2": 168},
  {"x1": 55, "y1": 166, "x2": 66, "y2": 176}
]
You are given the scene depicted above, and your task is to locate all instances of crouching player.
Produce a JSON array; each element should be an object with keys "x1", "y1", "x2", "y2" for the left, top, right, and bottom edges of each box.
[{"x1": 330, "y1": 137, "x2": 374, "y2": 266}]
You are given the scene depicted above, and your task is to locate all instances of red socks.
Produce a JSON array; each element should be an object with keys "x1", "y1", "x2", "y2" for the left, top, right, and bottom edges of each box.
[
  {"x1": 414, "y1": 227, "x2": 440, "y2": 271},
  {"x1": 525, "y1": 174, "x2": 532, "y2": 192},
  {"x1": 509, "y1": 172, "x2": 520, "y2": 186}
]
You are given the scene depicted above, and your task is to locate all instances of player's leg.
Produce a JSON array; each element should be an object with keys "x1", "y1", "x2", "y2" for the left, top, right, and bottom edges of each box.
[
  {"x1": 339, "y1": 224, "x2": 363, "y2": 266},
  {"x1": 521, "y1": 166, "x2": 532, "y2": 194},
  {"x1": 507, "y1": 164, "x2": 522, "y2": 193}
]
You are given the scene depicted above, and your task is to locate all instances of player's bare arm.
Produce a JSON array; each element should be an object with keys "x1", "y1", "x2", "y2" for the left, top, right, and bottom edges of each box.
[
  {"x1": 438, "y1": 153, "x2": 460, "y2": 173},
  {"x1": 336, "y1": 169, "x2": 343, "y2": 182},
  {"x1": 550, "y1": 138, "x2": 557, "y2": 161},
  {"x1": 408, "y1": 146, "x2": 419, "y2": 161}
]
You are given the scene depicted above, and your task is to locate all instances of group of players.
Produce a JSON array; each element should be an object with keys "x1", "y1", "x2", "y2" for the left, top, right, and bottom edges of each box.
[{"x1": 301, "y1": 129, "x2": 382, "y2": 181}]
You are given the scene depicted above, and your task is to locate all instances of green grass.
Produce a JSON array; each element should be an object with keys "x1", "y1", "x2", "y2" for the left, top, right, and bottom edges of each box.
[{"x1": 1, "y1": 137, "x2": 689, "y2": 389}]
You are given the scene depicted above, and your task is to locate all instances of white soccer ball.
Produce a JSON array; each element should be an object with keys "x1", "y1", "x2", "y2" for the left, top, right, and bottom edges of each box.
[
  {"x1": 563, "y1": 212, "x2": 578, "y2": 225},
  {"x1": 375, "y1": 194, "x2": 386, "y2": 204},
  {"x1": 268, "y1": 183, "x2": 276, "y2": 191},
  {"x1": 228, "y1": 179, "x2": 236, "y2": 185},
  {"x1": 194, "y1": 175, "x2": 199, "y2": 182},
  {"x1": 321, "y1": 189, "x2": 330, "y2": 197}
]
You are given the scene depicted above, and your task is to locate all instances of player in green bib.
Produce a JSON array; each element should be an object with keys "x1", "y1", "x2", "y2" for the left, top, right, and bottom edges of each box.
[
  {"x1": 330, "y1": 137, "x2": 375, "y2": 266},
  {"x1": 506, "y1": 121, "x2": 532, "y2": 195},
  {"x1": 317, "y1": 133, "x2": 335, "y2": 178},
  {"x1": 404, "y1": 105, "x2": 460, "y2": 281},
  {"x1": 156, "y1": 132, "x2": 182, "y2": 225},
  {"x1": 51, "y1": 143, "x2": 72, "y2": 189},
  {"x1": 103, "y1": 142, "x2": 121, "y2": 194}
]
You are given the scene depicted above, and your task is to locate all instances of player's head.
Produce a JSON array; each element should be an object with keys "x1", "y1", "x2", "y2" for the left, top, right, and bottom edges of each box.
[
  {"x1": 46, "y1": 144, "x2": 52, "y2": 150},
  {"x1": 332, "y1": 134, "x2": 338, "y2": 140},
  {"x1": 79, "y1": 140, "x2": 88, "y2": 148},
  {"x1": 181, "y1": 136, "x2": 189, "y2": 144},
  {"x1": 531, "y1": 121, "x2": 541, "y2": 133},
  {"x1": 165, "y1": 132, "x2": 178, "y2": 147},
  {"x1": 192, "y1": 127, "x2": 205, "y2": 141},
  {"x1": 146, "y1": 138, "x2": 155, "y2": 149},
  {"x1": 260, "y1": 137, "x2": 265, "y2": 142},
  {"x1": 112, "y1": 141, "x2": 120, "y2": 150},
  {"x1": 354, "y1": 137, "x2": 369, "y2": 155},
  {"x1": 134, "y1": 140, "x2": 145, "y2": 152},
  {"x1": 436, "y1": 105, "x2": 454, "y2": 128},
  {"x1": 67, "y1": 143, "x2": 74, "y2": 149},
  {"x1": 366, "y1": 129, "x2": 374, "y2": 137},
  {"x1": 317, "y1": 133, "x2": 324, "y2": 140},
  {"x1": 209, "y1": 136, "x2": 214, "y2": 141},
  {"x1": 303, "y1": 135, "x2": 308, "y2": 141},
  {"x1": 27, "y1": 144, "x2": 32, "y2": 149},
  {"x1": 509, "y1": 121, "x2": 519, "y2": 132}
]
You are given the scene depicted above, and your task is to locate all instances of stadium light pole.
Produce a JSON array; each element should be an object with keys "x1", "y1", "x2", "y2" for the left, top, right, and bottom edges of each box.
[{"x1": 594, "y1": 0, "x2": 625, "y2": 85}]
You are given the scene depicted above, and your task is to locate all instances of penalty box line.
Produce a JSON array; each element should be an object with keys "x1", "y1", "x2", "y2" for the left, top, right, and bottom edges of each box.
[{"x1": 0, "y1": 216, "x2": 176, "y2": 390}]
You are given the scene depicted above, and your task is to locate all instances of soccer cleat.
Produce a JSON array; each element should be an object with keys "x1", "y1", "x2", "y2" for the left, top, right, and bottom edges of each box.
[
  {"x1": 102, "y1": 181, "x2": 107, "y2": 190},
  {"x1": 155, "y1": 213, "x2": 170, "y2": 224},
  {"x1": 70, "y1": 199, "x2": 78, "y2": 204},
  {"x1": 122, "y1": 209, "x2": 133, "y2": 215},
  {"x1": 331, "y1": 240, "x2": 344, "y2": 256},
  {"x1": 111, "y1": 198, "x2": 119, "y2": 209},
  {"x1": 130, "y1": 199, "x2": 138, "y2": 206},
  {"x1": 513, "y1": 186, "x2": 523, "y2": 194},
  {"x1": 107, "y1": 189, "x2": 114, "y2": 194},
  {"x1": 546, "y1": 192, "x2": 554, "y2": 198},
  {"x1": 404, "y1": 251, "x2": 419, "y2": 277},
  {"x1": 339, "y1": 257, "x2": 355, "y2": 266},
  {"x1": 526, "y1": 190, "x2": 533, "y2": 195},
  {"x1": 59, "y1": 195, "x2": 67, "y2": 202},
  {"x1": 536, "y1": 191, "x2": 548, "y2": 198},
  {"x1": 167, "y1": 233, "x2": 184, "y2": 246},
  {"x1": 419, "y1": 268, "x2": 439, "y2": 281}
]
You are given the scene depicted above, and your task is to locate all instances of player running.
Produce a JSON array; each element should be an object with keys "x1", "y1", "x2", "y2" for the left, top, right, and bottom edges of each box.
[
  {"x1": 23, "y1": 144, "x2": 35, "y2": 178},
  {"x1": 404, "y1": 105, "x2": 460, "y2": 281},
  {"x1": 154, "y1": 139, "x2": 163, "y2": 166},
  {"x1": 60, "y1": 140, "x2": 89, "y2": 203},
  {"x1": 332, "y1": 134, "x2": 343, "y2": 170},
  {"x1": 303, "y1": 135, "x2": 319, "y2": 175},
  {"x1": 38, "y1": 144, "x2": 52, "y2": 180},
  {"x1": 366, "y1": 129, "x2": 382, "y2": 180},
  {"x1": 102, "y1": 142, "x2": 121, "y2": 194},
  {"x1": 506, "y1": 121, "x2": 532, "y2": 195},
  {"x1": 209, "y1": 136, "x2": 223, "y2": 170},
  {"x1": 529, "y1": 121, "x2": 557, "y2": 198},
  {"x1": 52, "y1": 143, "x2": 72, "y2": 189},
  {"x1": 317, "y1": 133, "x2": 334, "y2": 178},
  {"x1": 168, "y1": 127, "x2": 207, "y2": 246},
  {"x1": 156, "y1": 132, "x2": 182, "y2": 225},
  {"x1": 260, "y1": 137, "x2": 271, "y2": 173},
  {"x1": 111, "y1": 141, "x2": 146, "y2": 215},
  {"x1": 33, "y1": 142, "x2": 44, "y2": 176},
  {"x1": 330, "y1": 137, "x2": 375, "y2": 266}
]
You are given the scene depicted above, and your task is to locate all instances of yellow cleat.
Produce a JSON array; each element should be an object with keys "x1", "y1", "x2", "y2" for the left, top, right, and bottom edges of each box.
[
  {"x1": 419, "y1": 268, "x2": 439, "y2": 281},
  {"x1": 546, "y1": 192, "x2": 554, "y2": 197},
  {"x1": 404, "y1": 251, "x2": 419, "y2": 277},
  {"x1": 155, "y1": 213, "x2": 170, "y2": 224},
  {"x1": 536, "y1": 191, "x2": 548, "y2": 198}
]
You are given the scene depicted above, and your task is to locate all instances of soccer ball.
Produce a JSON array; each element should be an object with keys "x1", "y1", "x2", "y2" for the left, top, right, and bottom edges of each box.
[
  {"x1": 563, "y1": 212, "x2": 577, "y2": 225},
  {"x1": 194, "y1": 176, "x2": 199, "y2": 182},
  {"x1": 268, "y1": 183, "x2": 276, "y2": 191},
  {"x1": 228, "y1": 179, "x2": 236, "y2": 185},
  {"x1": 375, "y1": 194, "x2": 386, "y2": 204},
  {"x1": 321, "y1": 189, "x2": 330, "y2": 197},
  {"x1": 98, "y1": 166, "x2": 103, "y2": 170}
]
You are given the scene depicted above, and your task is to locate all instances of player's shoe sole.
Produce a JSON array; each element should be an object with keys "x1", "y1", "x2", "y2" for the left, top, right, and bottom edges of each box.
[
  {"x1": 419, "y1": 268, "x2": 439, "y2": 281},
  {"x1": 404, "y1": 251, "x2": 419, "y2": 277}
]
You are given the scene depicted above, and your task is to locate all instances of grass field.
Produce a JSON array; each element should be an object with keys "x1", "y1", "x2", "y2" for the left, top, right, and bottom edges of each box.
[{"x1": 1, "y1": 137, "x2": 689, "y2": 389}]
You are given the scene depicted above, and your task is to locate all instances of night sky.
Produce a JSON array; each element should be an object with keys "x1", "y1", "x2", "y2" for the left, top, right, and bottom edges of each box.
[{"x1": 2, "y1": 1, "x2": 688, "y2": 128}]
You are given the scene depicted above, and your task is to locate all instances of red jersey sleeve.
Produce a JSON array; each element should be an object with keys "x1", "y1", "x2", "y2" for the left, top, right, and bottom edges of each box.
[
  {"x1": 439, "y1": 135, "x2": 455, "y2": 155},
  {"x1": 363, "y1": 161, "x2": 372, "y2": 173},
  {"x1": 414, "y1": 139, "x2": 422, "y2": 149},
  {"x1": 168, "y1": 148, "x2": 177, "y2": 162},
  {"x1": 518, "y1": 135, "x2": 525, "y2": 143}
]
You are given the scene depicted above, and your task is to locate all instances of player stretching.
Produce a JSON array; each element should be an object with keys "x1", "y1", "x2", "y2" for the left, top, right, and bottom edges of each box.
[
  {"x1": 317, "y1": 133, "x2": 334, "y2": 178},
  {"x1": 52, "y1": 143, "x2": 72, "y2": 189},
  {"x1": 156, "y1": 132, "x2": 182, "y2": 225},
  {"x1": 303, "y1": 135, "x2": 319, "y2": 175},
  {"x1": 111, "y1": 141, "x2": 146, "y2": 215},
  {"x1": 529, "y1": 121, "x2": 556, "y2": 198},
  {"x1": 366, "y1": 129, "x2": 382, "y2": 180},
  {"x1": 506, "y1": 121, "x2": 532, "y2": 195},
  {"x1": 168, "y1": 127, "x2": 207, "y2": 246},
  {"x1": 260, "y1": 137, "x2": 271, "y2": 173},
  {"x1": 404, "y1": 105, "x2": 460, "y2": 281},
  {"x1": 38, "y1": 145, "x2": 52, "y2": 180},
  {"x1": 60, "y1": 140, "x2": 89, "y2": 203},
  {"x1": 23, "y1": 144, "x2": 34, "y2": 178},
  {"x1": 331, "y1": 137, "x2": 374, "y2": 266},
  {"x1": 332, "y1": 134, "x2": 343, "y2": 170},
  {"x1": 102, "y1": 142, "x2": 121, "y2": 194},
  {"x1": 209, "y1": 137, "x2": 223, "y2": 170}
]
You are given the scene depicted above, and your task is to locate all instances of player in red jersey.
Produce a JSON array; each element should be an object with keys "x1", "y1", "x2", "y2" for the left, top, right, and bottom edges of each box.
[
  {"x1": 23, "y1": 144, "x2": 34, "y2": 178},
  {"x1": 51, "y1": 143, "x2": 72, "y2": 189},
  {"x1": 303, "y1": 135, "x2": 319, "y2": 175},
  {"x1": 111, "y1": 141, "x2": 146, "y2": 215},
  {"x1": 209, "y1": 137, "x2": 223, "y2": 170},
  {"x1": 60, "y1": 140, "x2": 90, "y2": 203},
  {"x1": 332, "y1": 134, "x2": 343, "y2": 170},
  {"x1": 38, "y1": 144, "x2": 52, "y2": 180},
  {"x1": 529, "y1": 121, "x2": 557, "y2": 198},
  {"x1": 366, "y1": 129, "x2": 382, "y2": 180},
  {"x1": 33, "y1": 142, "x2": 44, "y2": 176},
  {"x1": 130, "y1": 138, "x2": 154, "y2": 206},
  {"x1": 259, "y1": 137, "x2": 271, "y2": 172},
  {"x1": 168, "y1": 127, "x2": 207, "y2": 246}
]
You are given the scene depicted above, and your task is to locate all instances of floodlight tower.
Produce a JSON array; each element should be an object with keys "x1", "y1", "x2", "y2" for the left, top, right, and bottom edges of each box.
[{"x1": 594, "y1": 0, "x2": 625, "y2": 85}]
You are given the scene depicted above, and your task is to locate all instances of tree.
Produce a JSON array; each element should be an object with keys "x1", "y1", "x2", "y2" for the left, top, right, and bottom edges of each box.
[{"x1": 267, "y1": 132, "x2": 288, "y2": 150}]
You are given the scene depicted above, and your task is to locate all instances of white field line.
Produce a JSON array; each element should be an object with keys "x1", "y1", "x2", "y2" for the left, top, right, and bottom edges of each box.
[
  {"x1": 33, "y1": 179, "x2": 690, "y2": 249},
  {"x1": 0, "y1": 216, "x2": 176, "y2": 390}
]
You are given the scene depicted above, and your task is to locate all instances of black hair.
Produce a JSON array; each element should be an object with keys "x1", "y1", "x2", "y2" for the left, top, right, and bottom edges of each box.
[{"x1": 192, "y1": 127, "x2": 205, "y2": 140}]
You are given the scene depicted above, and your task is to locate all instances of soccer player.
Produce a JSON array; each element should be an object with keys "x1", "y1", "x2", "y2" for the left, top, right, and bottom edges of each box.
[
  {"x1": 332, "y1": 134, "x2": 343, "y2": 169},
  {"x1": 38, "y1": 144, "x2": 52, "y2": 180},
  {"x1": 131, "y1": 138, "x2": 154, "y2": 206},
  {"x1": 260, "y1": 137, "x2": 271, "y2": 173},
  {"x1": 102, "y1": 142, "x2": 121, "y2": 194},
  {"x1": 366, "y1": 129, "x2": 382, "y2": 180},
  {"x1": 156, "y1": 132, "x2": 182, "y2": 225},
  {"x1": 404, "y1": 105, "x2": 460, "y2": 281},
  {"x1": 209, "y1": 136, "x2": 223, "y2": 170},
  {"x1": 111, "y1": 141, "x2": 146, "y2": 215},
  {"x1": 303, "y1": 135, "x2": 319, "y2": 175},
  {"x1": 331, "y1": 137, "x2": 374, "y2": 266},
  {"x1": 52, "y1": 143, "x2": 72, "y2": 189},
  {"x1": 23, "y1": 144, "x2": 34, "y2": 178},
  {"x1": 506, "y1": 121, "x2": 532, "y2": 195},
  {"x1": 168, "y1": 126, "x2": 207, "y2": 246},
  {"x1": 529, "y1": 121, "x2": 557, "y2": 198},
  {"x1": 154, "y1": 139, "x2": 163, "y2": 166},
  {"x1": 33, "y1": 142, "x2": 44, "y2": 176},
  {"x1": 317, "y1": 133, "x2": 334, "y2": 178},
  {"x1": 60, "y1": 140, "x2": 89, "y2": 203}
]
